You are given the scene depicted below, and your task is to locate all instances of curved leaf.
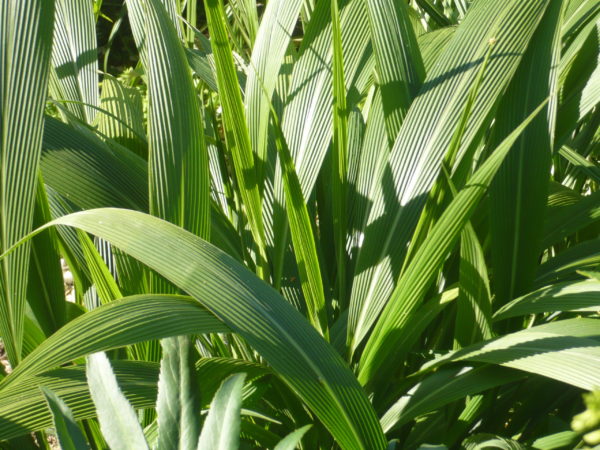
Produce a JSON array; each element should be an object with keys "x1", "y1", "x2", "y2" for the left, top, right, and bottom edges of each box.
[{"x1": 3, "y1": 208, "x2": 386, "y2": 450}]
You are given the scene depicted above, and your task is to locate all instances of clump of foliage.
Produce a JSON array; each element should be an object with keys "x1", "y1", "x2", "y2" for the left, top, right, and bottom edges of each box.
[{"x1": 0, "y1": 0, "x2": 599, "y2": 448}]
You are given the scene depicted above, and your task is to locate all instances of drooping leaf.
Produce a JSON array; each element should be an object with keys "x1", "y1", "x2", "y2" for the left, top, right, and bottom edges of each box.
[{"x1": 5, "y1": 209, "x2": 387, "y2": 450}]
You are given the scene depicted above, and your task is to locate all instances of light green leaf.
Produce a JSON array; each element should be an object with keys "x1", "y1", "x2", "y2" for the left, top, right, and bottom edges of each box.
[
  {"x1": 274, "y1": 424, "x2": 312, "y2": 450},
  {"x1": 488, "y1": 0, "x2": 563, "y2": 305},
  {"x1": 157, "y1": 336, "x2": 201, "y2": 450},
  {"x1": 204, "y1": 0, "x2": 268, "y2": 276},
  {"x1": 50, "y1": 0, "x2": 98, "y2": 123},
  {"x1": 197, "y1": 373, "x2": 246, "y2": 450},
  {"x1": 86, "y1": 352, "x2": 149, "y2": 450},
  {"x1": 0, "y1": 295, "x2": 228, "y2": 386},
  {"x1": 366, "y1": 0, "x2": 424, "y2": 143},
  {"x1": 0, "y1": 361, "x2": 159, "y2": 440}
]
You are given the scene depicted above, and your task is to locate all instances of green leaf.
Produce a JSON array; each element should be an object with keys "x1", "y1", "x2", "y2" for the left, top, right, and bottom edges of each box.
[
  {"x1": 197, "y1": 373, "x2": 246, "y2": 450},
  {"x1": 331, "y1": 0, "x2": 349, "y2": 308},
  {"x1": 419, "y1": 318, "x2": 600, "y2": 391},
  {"x1": 244, "y1": 0, "x2": 303, "y2": 179},
  {"x1": 366, "y1": 0, "x2": 424, "y2": 143},
  {"x1": 273, "y1": 424, "x2": 312, "y2": 450},
  {"x1": 50, "y1": 0, "x2": 98, "y2": 123},
  {"x1": 0, "y1": 295, "x2": 228, "y2": 386},
  {"x1": 488, "y1": 0, "x2": 564, "y2": 305},
  {"x1": 157, "y1": 336, "x2": 201, "y2": 450},
  {"x1": 281, "y1": 0, "x2": 372, "y2": 199},
  {"x1": 5, "y1": 209, "x2": 386, "y2": 450},
  {"x1": 462, "y1": 433, "x2": 525, "y2": 450},
  {"x1": 40, "y1": 387, "x2": 90, "y2": 450},
  {"x1": 41, "y1": 117, "x2": 149, "y2": 212},
  {"x1": 86, "y1": 352, "x2": 149, "y2": 450},
  {"x1": 493, "y1": 280, "x2": 600, "y2": 321},
  {"x1": 348, "y1": 0, "x2": 552, "y2": 355},
  {"x1": 204, "y1": 0, "x2": 268, "y2": 276},
  {"x1": 454, "y1": 224, "x2": 493, "y2": 347},
  {"x1": 96, "y1": 74, "x2": 147, "y2": 158},
  {"x1": 358, "y1": 99, "x2": 550, "y2": 385},
  {"x1": 271, "y1": 111, "x2": 328, "y2": 335},
  {"x1": 542, "y1": 190, "x2": 600, "y2": 248},
  {"x1": 380, "y1": 366, "x2": 523, "y2": 433},
  {"x1": 0, "y1": 361, "x2": 159, "y2": 440},
  {"x1": 130, "y1": 0, "x2": 210, "y2": 239},
  {"x1": 0, "y1": 0, "x2": 56, "y2": 365},
  {"x1": 418, "y1": 27, "x2": 455, "y2": 75}
]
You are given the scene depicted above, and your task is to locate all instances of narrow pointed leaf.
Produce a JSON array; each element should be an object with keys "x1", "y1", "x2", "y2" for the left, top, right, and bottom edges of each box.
[
  {"x1": 157, "y1": 336, "x2": 201, "y2": 450},
  {"x1": 197, "y1": 373, "x2": 246, "y2": 450},
  {"x1": 86, "y1": 352, "x2": 149, "y2": 450},
  {"x1": 40, "y1": 387, "x2": 90, "y2": 450},
  {"x1": 0, "y1": 0, "x2": 56, "y2": 365}
]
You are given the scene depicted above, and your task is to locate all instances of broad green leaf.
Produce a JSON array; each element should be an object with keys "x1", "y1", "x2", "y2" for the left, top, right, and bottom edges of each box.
[
  {"x1": 87, "y1": 352, "x2": 149, "y2": 450},
  {"x1": 0, "y1": 0, "x2": 56, "y2": 365},
  {"x1": 41, "y1": 117, "x2": 148, "y2": 212},
  {"x1": 417, "y1": 27, "x2": 455, "y2": 74},
  {"x1": 274, "y1": 424, "x2": 312, "y2": 450},
  {"x1": 531, "y1": 430, "x2": 580, "y2": 450},
  {"x1": 6, "y1": 209, "x2": 387, "y2": 450},
  {"x1": 348, "y1": 0, "x2": 551, "y2": 354},
  {"x1": 559, "y1": 145, "x2": 600, "y2": 183},
  {"x1": 358, "y1": 99, "x2": 550, "y2": 385},
  {"x1": 493, "y1": 280, "x2": 600, "y2": 321},
  {"x1": 462, "y1": 434, "x2": 525, "y2": 450},
  {"x1": 186, "y1": 48, "x2": 219, "y2": 92},
  {"x1": 454, "y1": 224, "x2": 493, "y2": 348},
  {"x1": 50, "y1": 0, "x2": 98, "y2": 123},
  {"x1": 41, "y1": 118, "x2": 242, "y2": 260},
  {"x1": 40, "y1": 387, "x2": 90, "y2": 450},
  {"x1": 536, "y1": 238, "x2": 600, "y2": 286},
  {"x1": 78, "y1": 230, "x2": 122, "y2": 305},
  {"x1": 419, "y1": 318, "x2": 600, "y2": 391},
  {"x1": 0, "y1": 361, "x2": 159, "y2": 440},
  {"x1": 27, "y1": 179, "x2": 67, "y2": 337},
  {"x1": 197, "y1": 373, "x2": 246, "y2": 450},
  {"x1": 195, "y1": 357, "x2": 270, "y2": 405},
  {"x1": 366, "y1": 0, "x2": 424, "y2": 143},
  {"x1": 129, "y1": 0, "x2": 210, "y2": 239},
  {"x1": 488, "y1": 0, "x2": 563, "y2": 305},
  {"x1": 157, "y1": 336, "x2": 201, "y2": 450},
  {"x1": 0, "y1": 295, "x2": 228, "y2": 386}
]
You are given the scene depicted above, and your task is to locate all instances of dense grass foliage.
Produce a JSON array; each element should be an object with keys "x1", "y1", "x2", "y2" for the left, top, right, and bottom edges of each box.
[{"x1": 0, "y1": 0, "x2": 599, "y2": 448}]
